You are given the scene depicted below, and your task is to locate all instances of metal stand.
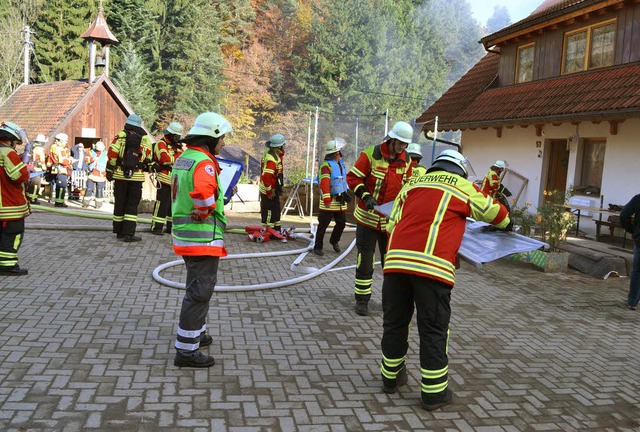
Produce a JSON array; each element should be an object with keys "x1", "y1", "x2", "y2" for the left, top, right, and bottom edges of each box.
[{"x1": 282, "y1": 180, "x2": 305, "y2": 218}]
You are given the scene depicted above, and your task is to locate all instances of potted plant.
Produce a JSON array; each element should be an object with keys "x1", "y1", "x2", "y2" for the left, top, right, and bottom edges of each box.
[
  {"x1": 510, "y1": 201, "x2": 537, "y2": 237},
  {"x1": 533, "y1": 189, "x2": 576, "y2": 272}
]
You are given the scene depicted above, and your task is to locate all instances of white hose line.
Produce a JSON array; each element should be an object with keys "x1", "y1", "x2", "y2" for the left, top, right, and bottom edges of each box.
[{"x1": 153, "y1": 236, "x2": 357, "y2": 292}]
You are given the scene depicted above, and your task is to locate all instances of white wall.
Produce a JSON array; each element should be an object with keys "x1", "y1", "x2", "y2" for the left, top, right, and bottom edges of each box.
[{"x1": 460, "y1": 118, "x2": 640, "y2": 212}]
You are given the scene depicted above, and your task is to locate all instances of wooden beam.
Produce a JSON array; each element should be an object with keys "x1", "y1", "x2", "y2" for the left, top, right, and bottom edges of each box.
[
  {"x1": 609, "y1": 120, "x2": 620, "y2": 135},
  {"x1": 535, "y1": 125, "x2": 543, "y2": 137},
  {"x1": 495, "y1": 127, "x2": 502, "y2": 138},
  {"x1": 591, "y1": 120, "x2": 601, "y2": 125},
  {"x1": 552, "y1": 122, "x2": 562, "y2": 126}
]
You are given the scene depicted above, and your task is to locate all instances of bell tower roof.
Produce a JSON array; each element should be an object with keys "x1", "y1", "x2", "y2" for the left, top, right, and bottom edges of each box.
[{"x1": 80, "y1": 7, "x2": 119, "y2": 46}]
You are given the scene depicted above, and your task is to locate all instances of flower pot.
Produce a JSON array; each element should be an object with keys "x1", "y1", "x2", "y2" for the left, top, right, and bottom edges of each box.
[{"x1": 508, "y1": 249, "x2": 569, "y2": 273}]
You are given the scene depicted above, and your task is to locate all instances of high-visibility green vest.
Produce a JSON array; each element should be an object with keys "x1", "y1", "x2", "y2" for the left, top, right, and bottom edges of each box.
[{"x1": 171, "y1": 148, "x2": 226, "y2": 256}]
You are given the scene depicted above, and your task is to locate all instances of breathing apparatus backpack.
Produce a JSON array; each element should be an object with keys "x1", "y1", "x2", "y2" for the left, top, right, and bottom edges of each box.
[{"x1": 120, "y1": 130, "x2": 143, "y2": 178}]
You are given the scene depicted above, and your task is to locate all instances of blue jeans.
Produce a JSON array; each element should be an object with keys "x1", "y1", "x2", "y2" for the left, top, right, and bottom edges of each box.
[{"x1": 628, "y1": 238, "x2": 640, "y2": 307}]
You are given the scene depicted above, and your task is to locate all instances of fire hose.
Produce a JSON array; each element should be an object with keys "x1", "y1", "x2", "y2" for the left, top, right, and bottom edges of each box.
[{"x1": 29, "y1": 204, "x2": 363, "y2": 292}]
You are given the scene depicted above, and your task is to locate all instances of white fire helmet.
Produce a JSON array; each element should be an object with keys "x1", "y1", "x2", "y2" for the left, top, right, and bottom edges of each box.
[
  {"x1": 387, "y1": 121, "x2": 413, "y2": 144},
  {"x1": 493, "y1": 160, "x2": 507, "y2": 169},
  {"x1": 95, "y1": 141, "x2": 105, "y2": 152},
  {"x1": 407, "y1": 143, "x2": 422, "y2": 158},
  {"x1": 55, "y1": 133, "x2": 68, "y2": 143},
  {"x1": 430, "y1": 149, "x2": 469, "y2": 178},
  {"x1": 325, "y1": 138, "x2": 346, "y2": 154}
]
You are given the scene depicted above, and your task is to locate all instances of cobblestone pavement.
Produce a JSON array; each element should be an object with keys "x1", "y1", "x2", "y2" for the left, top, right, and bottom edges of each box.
[{"x1": 0, "y1": 206, "x2": 638, "y2": 431}]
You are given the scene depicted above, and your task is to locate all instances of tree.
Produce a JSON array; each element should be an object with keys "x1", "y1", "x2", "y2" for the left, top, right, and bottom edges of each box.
[
  {"x1": 32, "y1": 0, "x2": 95, "y2": 82},
  {"x1": 111, "y1": 42, "x2": 157, "y2": 127},
  {"x1": 422, "y1": 0, "x2": 485, "y2": 87},
  {"x1": 486, "y1": 6, "x2": 511, "y2": 34},
  {"x1": 292, "y1": 0, "x2": 449, "y2": 147}
]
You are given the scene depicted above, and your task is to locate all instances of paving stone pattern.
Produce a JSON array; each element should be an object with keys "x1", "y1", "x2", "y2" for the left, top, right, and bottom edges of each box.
[{"x1": 0, "y1": 209, "x2": 638, "y2": 431}]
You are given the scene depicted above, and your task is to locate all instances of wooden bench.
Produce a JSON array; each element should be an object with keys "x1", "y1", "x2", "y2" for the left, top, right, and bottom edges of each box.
[{"x1": 594, "y1": 215, "x2": 628, "y2": 247}]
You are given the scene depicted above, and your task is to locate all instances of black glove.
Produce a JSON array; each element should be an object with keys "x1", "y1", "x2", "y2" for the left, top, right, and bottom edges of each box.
[
  {"x1": 105, "y1": 170, "x2": 114, "y2": 182},
  {"x1": 504, "y1": 221, "x2": 514, "y2": 231},
  {"x1": 363, "y1": 195, "x2": 377, "y2": 210},
  {"x1": 148, "y1": 161, "x2": 158, "y2": 173},
  {"x1": 499, "y1": 185, "x2": 512, "y2": 197},
  {"x1": 341, "y1": 192, "x2": 351, "y2": 204}
]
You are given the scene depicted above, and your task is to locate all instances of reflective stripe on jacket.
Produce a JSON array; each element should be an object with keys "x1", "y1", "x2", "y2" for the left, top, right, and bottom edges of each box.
[
  {"x1": 259, "y1": 150, "x2": 282, "y2": 197},
  {"x1": 107, "y1": 130, "x2": 153, "y2": 182},
  {"x1": 384, "y1": 171, "x2": 510, "y2": 286},
  {"x1": 481, "y1": 168, "x2": 501, "y2": 197},
  {"x1": 154, "y1": 138, "x2": 183, "y2": 185},
  {"x1": 171, "y1": 147, "x2": 227, "y2": 257},
  {"x1": 0, "y1": 144, "x2": 30, "y2": 220},
  {"x1": 347, "y1": 143, "x2": 411, "y2": 231}
]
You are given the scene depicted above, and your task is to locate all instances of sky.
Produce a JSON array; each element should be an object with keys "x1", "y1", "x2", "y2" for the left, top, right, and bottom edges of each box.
[{"x1": 469, "y1": 0, "x2": 543, "y2": 26}]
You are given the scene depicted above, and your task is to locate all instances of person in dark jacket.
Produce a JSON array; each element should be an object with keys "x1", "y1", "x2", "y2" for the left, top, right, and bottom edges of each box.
[{"x1": 620, "y1": 194, "x2": 640, "y2": 310}]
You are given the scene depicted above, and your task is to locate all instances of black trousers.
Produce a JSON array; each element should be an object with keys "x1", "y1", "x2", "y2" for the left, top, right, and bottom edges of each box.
[
  {"x1": 0, "y1": 219, "x2": 25, "y2": 268},
  {"x1": 260, "y1": 194, "x2": 281, "y2": 230},
  {"x1": 112, "y1": 180, "x2": 143, "y2": 236},
  {"x1": 27, "y1": 176, "x2": 42, "y2": 201},
  {"x1": 381, "y1": 272, "x2": 451, "y2": 397},
  {"x1": 151, "y1": 183, "x2": 172, "y2": 232},
  {"x1": 175, "y1": 255, "x2": 219, "y2": 354},
  {"x1": 315, "y1": 210, "x2": 346, "y2": 251},
  {"x1": 354, "y1": 224, "x2": 388, "y2": 300},
  {"x1": 54, "y1": 173, "x2": 68, "y2": 203}
]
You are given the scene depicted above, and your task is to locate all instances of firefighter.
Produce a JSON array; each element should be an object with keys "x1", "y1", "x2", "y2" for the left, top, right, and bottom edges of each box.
[
  {"x1": 314, "y1": 138, "x2": 350, "y2": 256},
  {"x1": 26, "y1": 134, "x2": 47, "y2": 204},
  {"x1": 481, "y1": 160, "x2": 511, "y2": 199},
  {"x1": 171, "y1": 112, "x2": 233, "y2": 368},
  {"x1": 259, "y1": 133, "x2": 286, "y2": 233},
  {"x1": 105, "y1": 113, "x2": 153, "y2": 242},
  {"x1": 82, "y1": 141, "x2": 108, "y2": 209},
  {"x1": 151, "y1": 121, "x2": 184, "y2": 235},
  {"x1": 346, "y1": 121, "x2": 413, "y2": 316},
  {"x1": 407, "y1": 143, "x2": 427, "y2": 177},
  {"x1": 380, "y1": 149, "x2": 511, "y2": 411},
  {"x1": 46, "y1": 133, "x2": 72, "y2": 207},
  {"x1": 0, "y1": 121, "x2": 30, "y2": 275}
]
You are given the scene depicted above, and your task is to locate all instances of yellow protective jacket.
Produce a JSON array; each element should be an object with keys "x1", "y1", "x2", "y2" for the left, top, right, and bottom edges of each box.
[{"x1": 384, "y1": 170, "x2": 510, "y2": 287}]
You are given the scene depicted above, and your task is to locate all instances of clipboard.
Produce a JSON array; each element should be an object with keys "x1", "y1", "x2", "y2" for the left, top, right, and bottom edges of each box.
[{"x1": 216, "y1": 158, "x2": 244, "y2": 205}]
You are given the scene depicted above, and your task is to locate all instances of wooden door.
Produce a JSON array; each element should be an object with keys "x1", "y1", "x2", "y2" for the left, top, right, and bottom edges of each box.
[{"x1": 544, "y1": 139, "x2": 569, "y2": 197}]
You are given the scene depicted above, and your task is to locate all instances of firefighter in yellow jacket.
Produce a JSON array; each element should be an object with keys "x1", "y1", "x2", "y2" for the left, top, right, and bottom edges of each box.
[
  {"x1": 0, "y1": 122, "x2": 30, "y2": 275},
  {"x1": 380, "y1": 150, "x2": 511, "y2": 411},
  {"x1": 105, "y1": 113, "x2": 153, "y2": 242},
  {"x1": 346, "y1": 121, "x2": 413, "y2": 316},
  {"x1": 407, "y1": 143, "x2": 427, "y2": 177},
  {"x1": 151, "y1": 121, "x2": 184, "y2": 235},
  {"x1": 259, "y1": 133, "x2": 286, "y2": 232}
]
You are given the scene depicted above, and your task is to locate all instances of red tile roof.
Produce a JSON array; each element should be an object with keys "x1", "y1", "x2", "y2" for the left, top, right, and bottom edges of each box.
[
  {"x1": 417, "y1": 57, "x2": 640, "y2": 131},
  {"x1": 0, "y1": 80, "x2": 92, "y2": 139}
]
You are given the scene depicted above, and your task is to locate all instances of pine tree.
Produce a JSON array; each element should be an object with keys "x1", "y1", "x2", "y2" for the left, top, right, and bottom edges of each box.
[
  {"x1": 423, "y1": 0, "x2": 485, "y2": 86},
  {"x1": 111, "y1": 42, "x2": 157, "y2": 127},
  {"x1": 33, "y1": 0, "x2": 94, "y2": 82},
  {"x1": 486, "y1": 6, "x2": 512, "y2": 34}
]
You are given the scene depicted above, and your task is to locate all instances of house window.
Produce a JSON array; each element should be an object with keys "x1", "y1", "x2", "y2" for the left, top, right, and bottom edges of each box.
[
  {"x1": 563, "y1": 20, "x2": 616, "y2": 74},
  {"x1": 516, "y1": 43, "x2": 535, "y2": 83},
  {"x1": 579, "y1": 139, "x2": 606, "y2": 193}
]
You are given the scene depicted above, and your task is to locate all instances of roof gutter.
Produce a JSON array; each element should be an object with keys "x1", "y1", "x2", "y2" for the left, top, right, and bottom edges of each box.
[{"x1": 432, "y1": 108, "x2": 640, "y2": 131}]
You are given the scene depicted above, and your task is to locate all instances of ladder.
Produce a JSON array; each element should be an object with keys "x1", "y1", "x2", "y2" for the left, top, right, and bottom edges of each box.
[{"x1": 282, "y1": 179, "x2": 305, "y2": 218}]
